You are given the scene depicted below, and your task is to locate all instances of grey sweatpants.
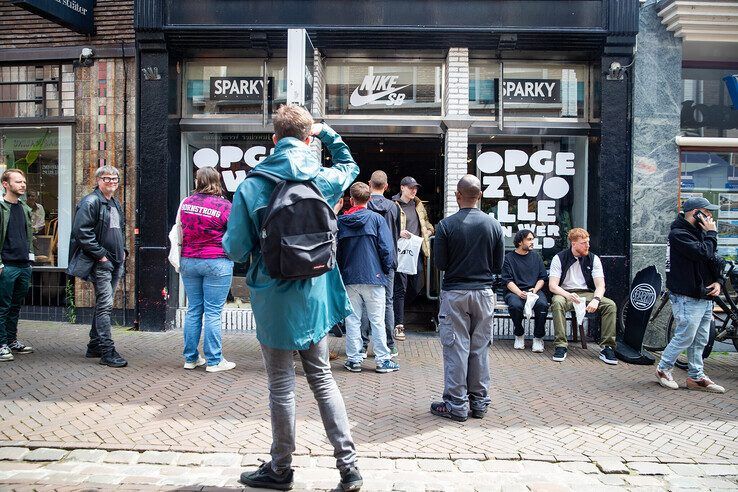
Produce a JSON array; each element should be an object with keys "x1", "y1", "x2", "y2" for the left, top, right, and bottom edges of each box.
[
  {"x1": 438, "y1": 289, "x2": 495, "y2": 418},
  {"x1": 260, "y1": 336, "x2": 357, "y2": 473}
]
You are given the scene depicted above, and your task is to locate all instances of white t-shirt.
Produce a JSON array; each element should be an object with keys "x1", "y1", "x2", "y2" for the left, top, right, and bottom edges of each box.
[{"x1": 549, "y1": 254, "x2": 604, "y2": 291}]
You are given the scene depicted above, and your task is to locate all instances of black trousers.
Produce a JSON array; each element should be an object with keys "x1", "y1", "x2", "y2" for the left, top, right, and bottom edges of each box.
[
  {"x1": 393, "y1": 255, "x2": 424, "y2": 326},
  {"x1": 504, "y1": 291, "x2": 549, "y2": 339}
]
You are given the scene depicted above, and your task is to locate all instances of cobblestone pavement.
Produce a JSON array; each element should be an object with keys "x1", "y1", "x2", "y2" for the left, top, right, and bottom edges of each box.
[{"x1": 1, "y1": 321, "x2": 738, "y2": 490}]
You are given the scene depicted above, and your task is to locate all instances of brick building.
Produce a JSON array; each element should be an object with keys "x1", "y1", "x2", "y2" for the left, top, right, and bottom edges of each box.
[{"x1": 0, "y1": 0, "x2": 136, "y2": 323}]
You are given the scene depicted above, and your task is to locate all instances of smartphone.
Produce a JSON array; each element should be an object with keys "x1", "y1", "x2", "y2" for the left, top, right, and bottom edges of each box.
[{"x1": 694, "y1": 210, "x2": 706, "y2": 225}]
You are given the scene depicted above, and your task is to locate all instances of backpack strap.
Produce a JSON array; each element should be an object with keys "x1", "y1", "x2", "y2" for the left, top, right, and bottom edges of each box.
[{"x1": 247, "y1": 169, "x2": 282, "y2": 184}]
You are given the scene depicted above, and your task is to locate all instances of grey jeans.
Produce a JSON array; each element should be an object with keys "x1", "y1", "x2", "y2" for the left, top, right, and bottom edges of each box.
[
  {"x1": 438, "y1": 289, "x2": 495, "y2": 417},
  {"x1": 88, "y1": 260, "x2": 123, "y2": 356},
  {"x1": 361, "y1": 270, "x2": 395, "y2": 349},
  {"x1": 260, "y1": 336, "x2": 357, "y2": 473}
]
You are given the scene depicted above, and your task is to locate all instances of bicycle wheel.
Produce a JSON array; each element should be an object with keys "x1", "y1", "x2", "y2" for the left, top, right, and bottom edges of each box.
[{"x1": 665, "y1": 315, "x2": 716, "y2": 370}]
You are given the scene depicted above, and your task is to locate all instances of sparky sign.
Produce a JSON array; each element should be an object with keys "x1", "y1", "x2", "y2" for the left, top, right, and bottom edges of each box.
[
  {"x1": 478, "y1": 149, "x2": 576, "y2": 249},
  {"x1": 350, "y1": 75, "x2": 411, "y2": 107}
]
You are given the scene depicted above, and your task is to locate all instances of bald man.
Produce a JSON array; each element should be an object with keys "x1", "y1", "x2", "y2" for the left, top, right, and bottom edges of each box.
[{"x1": 430, "y1": 175, "x2": 504, "y2": 422}]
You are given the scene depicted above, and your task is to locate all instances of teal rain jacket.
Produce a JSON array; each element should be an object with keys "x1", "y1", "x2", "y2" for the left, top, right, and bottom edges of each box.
[{"x1": 222, "y1": 125, "x2": 358, "y2": 350}]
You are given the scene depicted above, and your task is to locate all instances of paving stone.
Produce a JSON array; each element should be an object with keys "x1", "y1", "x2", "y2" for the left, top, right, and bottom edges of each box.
[
  {"x1": 527, "y1": 483, "x2": 569, "y2": 492},
  {"x1": 666, "y1": 464, "x2": 705, "y2": 477},
  {"x1": 483, "y1": 460, "x2": 524, "y2": 473},
  {"x1": 559, "y1": 462, "x2": 599, "y2": 474},
  {"x1": 0, "y1": 447, "x2": 29, "y2": 461},
  {"x1": 595, "y1": 459, "x2": 628, "y2": 474},
  {"x1": 456, "y1": 459, "x2": 484, "y2": 473},
  {"x1": 666, "y1": 476, "x2": 703, "y2": 489},
  {"x1": 624, "y1": 475, "x2": 666, "y2": 486},
  {"x1": 290, "y1": 455, "x2": 313, "y2": 468},
  {"x1": 7, "y1": 469, "x2": 52, "y2": 480},
  {"x1": 394, "y1": 459, "x2": 419, "y2": 471},
  {"x1": 139, "y1": 450, "x2": 178, "y2": 465},
  {"x1": 416, "y1": 459, "x2": 456, "y2": 472},
  {"x1": 597, "y1": 475, "x2": 626, "y2": 486},
  {"x1": 201, "y1": 453, "x2": 241, "y2": 467},
  {"x1": 87, "y1": 474, "x2": 124, "y2": 485},
  {"x1": 360, "y1": 458, "x2": 394, "y2": 470},
  {"x1": 65, "y1": 449, "x2": 108, "y2": 463},
  {"x1": 701, "y1": 464, "x2": 738, "y2": 476},
  {"x1": 104, "y1": 450, "x2": 140, "y2": 464},
  {"x1": 628, "y1": 461, "x2": 671, "y2": 475},
  {"x1": 23, "y1": 448, "x2": 68, "y2": 462},
  {"x1": 177, "y1": 452, "x2": 205, "y2": 466},
  {"x1": 519, "y1": 461, "x2": 564, "y2": 475}
]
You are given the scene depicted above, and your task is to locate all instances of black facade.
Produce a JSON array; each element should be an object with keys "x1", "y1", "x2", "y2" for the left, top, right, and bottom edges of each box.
[{"x1": 134, "y1": 0, "x2": 638, "y2": 331}]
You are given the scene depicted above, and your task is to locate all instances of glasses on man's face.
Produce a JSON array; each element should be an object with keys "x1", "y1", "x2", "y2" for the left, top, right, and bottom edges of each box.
[{"x1": 100, "y1": 177, "x2": 119, "y2": 183}]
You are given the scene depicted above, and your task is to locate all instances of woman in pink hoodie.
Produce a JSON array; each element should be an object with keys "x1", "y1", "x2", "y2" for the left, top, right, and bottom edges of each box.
[{"x1": 179, "y1": 167, "x2": 234, "y2": 373}]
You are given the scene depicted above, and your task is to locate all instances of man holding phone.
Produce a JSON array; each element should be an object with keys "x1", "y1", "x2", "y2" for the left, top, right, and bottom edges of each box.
[{"x1": 658, "y1": 197, "x2": 725, "y2": 393}]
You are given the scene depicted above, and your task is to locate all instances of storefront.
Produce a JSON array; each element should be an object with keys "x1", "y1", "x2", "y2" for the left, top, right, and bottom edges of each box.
[{"x1": 135, "y1": 0, "x2": 638, "y2": 331}]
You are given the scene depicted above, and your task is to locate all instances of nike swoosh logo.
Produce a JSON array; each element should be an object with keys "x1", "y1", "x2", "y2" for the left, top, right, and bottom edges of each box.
[{"x1": 350, "y1": 84, "x2": 410, "y2": 107}]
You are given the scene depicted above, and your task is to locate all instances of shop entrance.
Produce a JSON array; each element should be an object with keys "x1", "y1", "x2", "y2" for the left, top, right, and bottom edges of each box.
[{"x1": 340, "y1": 136, "x2": 445, "y2": 330}]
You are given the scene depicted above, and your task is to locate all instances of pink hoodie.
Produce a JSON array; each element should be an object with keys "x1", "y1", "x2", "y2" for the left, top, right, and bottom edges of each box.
[{"x1": 180, "y1": 193, "x2": 231, "y2": 259}]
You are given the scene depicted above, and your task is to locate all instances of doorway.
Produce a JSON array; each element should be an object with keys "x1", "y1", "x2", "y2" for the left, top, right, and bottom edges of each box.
[{"x1": 336, "y1": 136, "x2": 445, "y2": 330}]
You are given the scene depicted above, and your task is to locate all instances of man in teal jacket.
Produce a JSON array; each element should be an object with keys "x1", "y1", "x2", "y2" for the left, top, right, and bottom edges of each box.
[{"x1": 224, "y1": 105, "x2": 362, "y2": 492}]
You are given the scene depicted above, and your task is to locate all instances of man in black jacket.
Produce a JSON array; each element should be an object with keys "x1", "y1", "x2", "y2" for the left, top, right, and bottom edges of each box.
[
  {"x1": 360, "y1": 170, "x2": 400, "y2": 358},
  {"x1": 657, "y1": 197, "x2": 725, "y2": 393},
  {"x1": 68, "y1": 166, "x2": 127, "y2": 368}
]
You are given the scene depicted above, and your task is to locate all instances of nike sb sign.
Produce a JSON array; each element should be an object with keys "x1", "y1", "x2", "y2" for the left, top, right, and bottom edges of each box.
[{"x1": 350, "y1": 75, "x2": 411, "y2": 107}]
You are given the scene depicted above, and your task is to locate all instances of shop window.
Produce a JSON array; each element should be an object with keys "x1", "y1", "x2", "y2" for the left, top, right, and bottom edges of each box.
[
  {"x1": 468, "y1": 62, "x2": 588, "y2": 119},
  {"x1": 682, "y1": 67, "x2": 738, "y2": 138},
  {"x1": 0, "y1": 126, "x2": 73, "y2": 269},
  {"x1": 325, "y1": 60, "x2": 442, "y2": 115},
  {"x1": 680, "y1": 149, "x2": 738, "y2": 262},
  {"x1": 183, "y1": 59, "x2": 287, "y2": 117},
  {"x1": 469, "y1": 136, "x2": 589, "y2": 262}
]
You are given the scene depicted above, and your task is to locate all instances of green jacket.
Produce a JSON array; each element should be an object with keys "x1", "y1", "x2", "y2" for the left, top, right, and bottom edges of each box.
[
  {"x1": 0, "y1": 195, "x2": 34, "y2": 269},
  {"x1": 223, "y1": 125, "x2": 358, "y2": 350}
]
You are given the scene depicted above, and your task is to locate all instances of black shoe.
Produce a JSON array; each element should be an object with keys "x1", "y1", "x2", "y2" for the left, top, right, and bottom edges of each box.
[
  {"x1": 552, "y1": 347, "x2": 567, "y2": 362},
  {"x1": 599, "y1": 346, "x2": 618, "y2": 365},
  {"x1": 99, "y1": 351, "x2": 127, "y2": 368},
  {"x1": 430, "y1": 401, "x2": 467, "y2": 422},
  {"x1": 340, "y1": 465, "x2": 363, "y2": 492},
  {"x1": 240, "y1": 461, "x2": 294, "y2": 490},
  {"x1": 85, "y1": 348, "x2": 102, "y2": 358},
  {"x1": 470, "y1": 408, "x2": 487, "y2": 419}
]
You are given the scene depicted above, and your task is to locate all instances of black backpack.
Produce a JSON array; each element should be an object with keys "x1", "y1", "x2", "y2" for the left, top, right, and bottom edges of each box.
[{"x1": 247, "y1": 170, "x2": 338, "y2": 280}]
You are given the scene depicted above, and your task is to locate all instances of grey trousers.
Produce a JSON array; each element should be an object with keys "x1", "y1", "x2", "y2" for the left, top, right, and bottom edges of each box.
[
  {"x1": 438, "y1": 289, "x2": 495, "y2": 418},
  {"x1": 260, "y1": 336, "x2": 357, "y2": 473},
  {"x1": 88, "y1": 260, "x2": 124, "y2": 356}
]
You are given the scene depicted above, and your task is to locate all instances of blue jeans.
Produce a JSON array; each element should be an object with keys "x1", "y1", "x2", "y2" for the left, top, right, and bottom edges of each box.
[
  {"x1": 360, "y1": 270, "x2": 395, "y2": 349},
  {"x1": 345, "y1": 284, "x2": 391, "y2": 364},
  {"x1": 658, "y1": 293, "x2": 713, "y2": 380},
  {"x1": 180, "y1": 257, "x2": 233, "y2": 366}
]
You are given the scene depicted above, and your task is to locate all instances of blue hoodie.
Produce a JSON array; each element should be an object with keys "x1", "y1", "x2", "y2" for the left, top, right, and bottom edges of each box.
[
  {"x1": 337, "y1": 207, "x2": 394, "y2": 286},
  {"x1": 222, "y1": 125, "x2": 358, "y2": 351}
]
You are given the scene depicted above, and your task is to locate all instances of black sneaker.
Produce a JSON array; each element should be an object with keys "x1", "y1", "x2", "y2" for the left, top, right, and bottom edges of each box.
[
  {"x1": 430, "y1": 401, "x2": 467, "y2": 422},
  {"x1": 8, "y1": 340, "x2": 33, "y2": 354},
  {"x1": 469, "y1": 407, "x2": 487, "y2": 419},
  {"x1": 240, "y1": 461, "x2": 294, "y2": 490},
  {"x1": 340, "y1": 465, "x2": 363, "y2": 492},
  {"x1": 85, "y1": 347, "x2": 102, "y2": 358},
  {"x1": 552, "y1": 347, "x2": 567, "y2": 362},
  {"x1": 344, "y1": 360, "x2": 362, "y2": 372},
  {"x1": 100, "y1": 351, "x2": 127, "y2": 368},
  {"x1": 599, "y1": 346, "x2": 618, "y2": 365}
]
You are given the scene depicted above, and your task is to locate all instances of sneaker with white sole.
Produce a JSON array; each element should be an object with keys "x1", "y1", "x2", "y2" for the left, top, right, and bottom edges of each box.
[
  {"x1": 686, "y1": 376, "x2": 725, "y2": 393},
  {"x1": 513, "y1": 336, "x2": 525, "y2": 350},
  {"x1": 183, "y1": 355, "x2": 207, "y2": 370},
  {"x1": 599, "y1": 346, "x2": 618, "y2": 365},
  {"x1": 0, "y1": 345, "x2": 14, "y2": 362},
  {"x1": 375, "y1": 359, "x2": 400, "y2": 373},
  {"x1": 656, "y1": 368, "x2": 679, "y2": 389},
  {"x1": 552, "y1": 346, "x2": 567, "y2": 362},
  {"x1": 394, "y1": 324, "x2": 406, "y2": 341},
  {"x1": 531, "y1": 338, "x2": 544, "y2": 353},
  {"x1": 9, "y1": 340, "x2": 33, "y2": 354},
  {"x1": 206, "y1": 358, "x2": 236, "y2": 373}
]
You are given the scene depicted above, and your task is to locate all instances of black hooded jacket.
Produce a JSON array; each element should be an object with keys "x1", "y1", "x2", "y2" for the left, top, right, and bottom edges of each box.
[
  {"x1": 666, "y1": 214, "x2": 719, "y2": 299},
  {"x1": 367, "y1": 194, "x2": 401, "y2": 255}
]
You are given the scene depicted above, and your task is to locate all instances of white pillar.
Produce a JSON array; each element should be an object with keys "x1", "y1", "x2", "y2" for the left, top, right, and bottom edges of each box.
[{"x1": 443, "y1": 48, "x2": 469, "y2": 217}]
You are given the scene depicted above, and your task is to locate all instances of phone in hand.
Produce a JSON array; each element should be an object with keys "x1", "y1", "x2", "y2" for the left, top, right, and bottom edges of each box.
[{"x1": 694, "y1": 210, "x2": 706, "y2": 225}]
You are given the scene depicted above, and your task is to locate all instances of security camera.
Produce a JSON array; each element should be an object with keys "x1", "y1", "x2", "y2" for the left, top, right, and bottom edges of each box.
[
  {"x1": 80, "y1": 47, "x2": 94, "y2": 60},
  {"x1": 607, "y1": 61, "x2": 625, "y2": 80},
  {"x1": 75, "y1": 47, "x2": 95, "y2": 68}
]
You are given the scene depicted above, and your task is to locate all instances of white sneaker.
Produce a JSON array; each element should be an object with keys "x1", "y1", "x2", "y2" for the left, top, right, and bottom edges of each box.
[
  {"x1": 513, "y1": 336, "x2": 525, "y2": 350},
  {"x1": 0, "y1": 345, "x2": 14, "y2": 362},
  {"x1": 657, "y1": 369, "x2": 679, "y2": 389},
  {"x1": 531, "y1": 338, "x2": 544, "y2": 353},
  {"x1": 183, "y1": 355, "x2": 206, "y2": 370},
  {"x1": 206, "y1": 358, "x2": 236, "y2": 373}
]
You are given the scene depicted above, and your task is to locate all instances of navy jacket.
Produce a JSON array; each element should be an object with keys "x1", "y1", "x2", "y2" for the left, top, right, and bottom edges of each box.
[
  {"x1": 367, "y1": 194, "x2": 401, "y2": 257},
  {"x1": 337, "y1": 207, "x2": 394, "y2": 286}
]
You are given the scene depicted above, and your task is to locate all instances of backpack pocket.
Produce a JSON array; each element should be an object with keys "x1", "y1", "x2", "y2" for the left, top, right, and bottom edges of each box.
[{"x1": 280, "y1": 231, "x2": 336, "y2": 279}]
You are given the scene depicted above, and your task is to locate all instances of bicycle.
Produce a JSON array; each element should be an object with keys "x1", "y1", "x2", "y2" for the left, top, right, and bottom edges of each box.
[{"x1": 620, "y1": 261, "x2": 738, "y2": 370}]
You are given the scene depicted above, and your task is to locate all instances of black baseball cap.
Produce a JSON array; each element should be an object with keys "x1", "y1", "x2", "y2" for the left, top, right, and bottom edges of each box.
[
  {"x1": 400, "y1": 176, "x2": 421, "y2": 188},
  {"x1": 682, "y1": 197, "x2": 719, "y2": 212}
]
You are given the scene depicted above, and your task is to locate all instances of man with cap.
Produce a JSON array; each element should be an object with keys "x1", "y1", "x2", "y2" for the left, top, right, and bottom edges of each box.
[
  {"x1": 392, "y1": 176, "x2": 434, "y2": 341},
  {"x1": 657, "y1": 196, "x2": 725, "y2": 393}
]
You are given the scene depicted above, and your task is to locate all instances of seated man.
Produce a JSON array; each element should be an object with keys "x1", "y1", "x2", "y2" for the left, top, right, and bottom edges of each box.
[
  {"x1": 501, "y1": 229, "x2": 548, "y2": 353},
  {"x1": 548, "y1": 228, "x2": 617, "y2": 365}
]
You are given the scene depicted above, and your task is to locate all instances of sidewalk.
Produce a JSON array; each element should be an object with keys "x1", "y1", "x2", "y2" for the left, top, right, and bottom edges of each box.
[{"x1": 1, "y1": 321, "x2": 738, "y2": 490}]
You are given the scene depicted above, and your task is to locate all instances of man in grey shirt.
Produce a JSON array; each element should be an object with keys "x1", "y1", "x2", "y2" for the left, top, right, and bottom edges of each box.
[{"x1": 431, "y1": 175, "x2": 504, "y2": 422}]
